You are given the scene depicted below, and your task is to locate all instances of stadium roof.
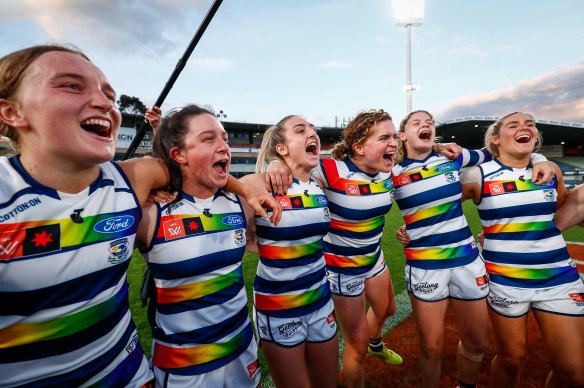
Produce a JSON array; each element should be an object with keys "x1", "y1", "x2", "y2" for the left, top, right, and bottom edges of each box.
[{"x1": 436, "y1": 116, "x2": 584, "y2": 150}]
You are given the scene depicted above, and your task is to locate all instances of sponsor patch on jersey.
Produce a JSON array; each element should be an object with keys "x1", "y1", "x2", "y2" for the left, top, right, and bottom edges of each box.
[
  {"x1": 488, "y1": 182, "x2": 505, "y2": 195},
  {"x1": 383, "y1": 180, "x2": 394, "y2": 189},
  {"x1": 315, "y1": 195, "x2": 328, "y2": 205},
  {"x1": 409, "y1": 172, "x2": 423, "y2": 182},
  {"x1": 0, "y1": 223, "x2": 61, "y2": 260},
  {"x1": 184, "y1": 217, "x2": 205, "y2": 235},
  {"x1": 163, "y1": 219, "x2": 186, "y2": 240},
  {"x1": 398, "y1": 175, "x2": 412, "y2": 186},
  {"x1": 358, "y1": 184, "x2": 372, "y2": 195},
  {"x1": 327, "y1": 312, "x2": 335, "y2": 324},
  {"x1": 345, "y1": 183, "x2": 360, "y2": 195},
  {"x1": 569, "y1": 293, "x2": 584, "y2": 303},
  {"x1": 289, "y1": 196, "x2": 304, "y2": 208},
  {"x1": 435, "y1": 162, "x2": 455, "y2": 172},
  {"x1": 108, "y1": 237, "x2": 130, "y2": 264},
  {"x1": 234, "y1": 228, "x2": 246, "y2": 247},
  {"x1": 93, "y1": 215, "x2": 135, "y2": 234},
  {"x1": 221, "y1": 215, "x2": 244, "y2": 227},
  {"x1": 503, "y1": 181, "x2": 518, "y2": 193},
  {"x1": 277, "y1": 196, "x2": 292, "y2": 209},
  {"x1": 543, "y1": 190, "x2": 555, "y2": 202},
  {"x1": 247, "y1": 360, "x2": 259, "y2": 378},
  {"x1": 475, "y1": 275, "x2": 488, "y2": 287}
]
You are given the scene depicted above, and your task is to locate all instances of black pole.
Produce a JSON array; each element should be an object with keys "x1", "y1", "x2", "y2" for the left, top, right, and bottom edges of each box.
[{"x1": 123, "y1": 0, "x2": 223, "y2": 160}]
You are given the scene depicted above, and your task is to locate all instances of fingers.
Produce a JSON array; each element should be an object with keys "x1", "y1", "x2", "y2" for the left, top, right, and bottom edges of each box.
[{"x1": 148, "y1": 189, "x2": 174, "y2": 204}]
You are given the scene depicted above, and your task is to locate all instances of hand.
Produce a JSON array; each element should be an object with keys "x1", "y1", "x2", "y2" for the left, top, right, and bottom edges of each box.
[
  {"x1": 476, "y1": 232, "x2": 485, "y2": 248},
  {"x1": 145, "y1": 106, "x2": 162, "y2": 133},
  {"x1": 396, "y1": 225, "x2": 410, "y2": 246},
  {"x1": 246, "y1": 191, "x2": 282, "y2": 226},
  {"x1": 436, "y1": 142, "x2": 462, "y2": 160},
  {"x1": 147, "y1": 189, "x2": 175, "y2": 204},
  {"x1": 532, "y1": 161, "x2": 555, "y2": 185},
  {"x1": 265, "y1": 160, "x2": 293, "y2": 195}
]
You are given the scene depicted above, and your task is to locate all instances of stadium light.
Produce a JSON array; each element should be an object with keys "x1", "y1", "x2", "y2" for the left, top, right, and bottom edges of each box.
[{"x1": 393, "y1": 0, "x2": 424, "y2": 113}]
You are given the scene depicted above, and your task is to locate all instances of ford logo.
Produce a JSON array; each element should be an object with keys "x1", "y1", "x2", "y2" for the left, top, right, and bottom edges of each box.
[
  {"x1": 222, "y1": 215, "x2": 244, "y2": 226},
  {"x1": 383, "y1": 180, "x2": 394, "y2": 189},
  {"x1": 315, "y1": 196, "x2": 327, "y2": 205},
  {"x1": 94, "y1": 215, "x2": 135, "y2": 233},
  {"x1": 435, "y1": 163, "x2": 454, "y2": 172}
]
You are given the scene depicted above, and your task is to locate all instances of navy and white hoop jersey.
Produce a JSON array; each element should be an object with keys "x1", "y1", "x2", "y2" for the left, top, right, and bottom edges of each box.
[
  {"x1": 0, "y1": 156, "x2": 152, "y2": 387},
  {"x1": 477, "y1": 160, "x2": 579, "y2": 288},
  {"x1": 254, "y1": 178, "x2": 331, "y2": 318},
  {"x1": 312, "y1": 158, "x2": 394, "y2": 276},
  {"x1": 392, "y1": 149, "x2": 489, "y2": 270},
  {"x1": 142, "y1": 190, "x2": 257, "y2": 378}
]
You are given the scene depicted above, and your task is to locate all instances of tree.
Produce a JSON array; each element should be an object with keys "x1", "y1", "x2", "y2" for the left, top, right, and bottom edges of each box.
[{"x1": 117, "y1": 95, "x2": 147, "y2": 115}]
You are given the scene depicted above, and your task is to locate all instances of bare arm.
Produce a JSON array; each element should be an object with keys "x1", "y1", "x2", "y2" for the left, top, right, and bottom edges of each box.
[
  {"x1": 555, "y1": 183, "x2": 584, "y2": 231},
  {"x1": 118, "y1": 157, "x2": 170, "y2": 206},
  {"x1": 460, "y1": 166, "x2": 482, "y2": 203},
  {"x1": 229, "y1": 174, "x2": 282, "y2": 226},
  {"x1": 240, "y1": 197, "x2": 258, "y2": 253},
  {"x1": 135, "y1": 202, "x2": 158, "y2": 252}
]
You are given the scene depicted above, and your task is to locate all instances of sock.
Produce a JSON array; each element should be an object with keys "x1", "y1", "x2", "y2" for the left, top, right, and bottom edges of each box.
[
  {"x1": 369, "y1": 337, "x2": 383, "y2": 352},
  {"x1": 458, "y1": 379, "x2": 476, "y2": 388}
]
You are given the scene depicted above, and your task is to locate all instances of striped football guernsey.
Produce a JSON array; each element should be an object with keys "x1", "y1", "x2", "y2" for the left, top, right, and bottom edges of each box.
[
  {"x1": 392, "y1": 149, "x2": 490, "y2": 270},
  {"x1": 254, "y1": 178, "x2": 331, "y2": 318},
  {"x1": 142, "y1": 190, "x2": 254, "y2": 376},
  {"x1": 477, "y1": 159, "x2": 579, "y2": 288},
  {"x1": 0, "y1": 156, "x2": 151, "y2": 387},
  {"x1": 311, "y1": 158, "x2": 394, "y2": 276}
]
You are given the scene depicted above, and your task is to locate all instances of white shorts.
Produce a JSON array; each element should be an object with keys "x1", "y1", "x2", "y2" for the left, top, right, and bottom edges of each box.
[
  {"x1": 488, "y1": 278, "x2": 584, "y2": 317},
  {"x1": 327, "y1": 252, "x2": 387, "y2": 297},
  {"x1": 253, "y1": 298, "x2": 336, "y2": 347},
  {"x1": 153, "y1": 338, "x2": 260, "y2": 388},
  {"x1": 406, "y1": 255, "x2": 489, "y2": 302}
]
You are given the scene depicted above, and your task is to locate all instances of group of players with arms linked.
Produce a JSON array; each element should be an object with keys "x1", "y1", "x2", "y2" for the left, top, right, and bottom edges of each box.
[{"x1": 0, "y1": 43, "x2": 582, "y2": 388}]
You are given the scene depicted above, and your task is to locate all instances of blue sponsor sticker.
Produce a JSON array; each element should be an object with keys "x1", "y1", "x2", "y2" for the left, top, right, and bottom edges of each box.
[
  {"x1": 435, "y1": 162, "x2": 455, "y2": 172},
  {"x1": 315, "y1": 195, "x2": 328, "y2": 205},
  {"x1": 94, "y1": 215, "x2": 135, "y2": 234},
  {"x1": 383, "y1": 180, "x2": 394, "y2": 189},
  {"x1": 222, "y1": 215, "x2": 244, "y2": 226}
]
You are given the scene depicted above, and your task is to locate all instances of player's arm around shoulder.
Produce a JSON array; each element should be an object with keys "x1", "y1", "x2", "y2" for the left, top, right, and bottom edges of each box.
[
  {"x1": 136, "y1": 202, "x2": 158, "y2": 251},
  {"x1": 555, "y1": 183, "x2": 584, "y2": 231},
  {"x1": 460, "y1": 166, "x2": 482, "y2": 204},
  {"x1": 551, "y1": 162, "x2": 568, "y2": 208},
  {"x1": 240, "y1": 196, "x2": 258, "y2": 254},
  {"x1": 117, "y1": 157, "x2": 169, "y2": 206}
]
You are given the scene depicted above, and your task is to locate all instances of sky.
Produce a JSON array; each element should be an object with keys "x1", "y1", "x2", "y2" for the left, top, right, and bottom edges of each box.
[{"x1": 1, "y1": 0, "x2": 583, "y2": 127}]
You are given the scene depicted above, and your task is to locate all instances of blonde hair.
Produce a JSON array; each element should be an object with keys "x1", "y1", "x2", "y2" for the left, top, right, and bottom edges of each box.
[
  {"x1": 484, "y1": 112, "x2": 543, "y2": 157},
  {"x1": 255, "y1": 115, "x2": 298, "y2": 173},
  {"x1": 395, "y1": 110, "x2": 436, "y2": 163},
  {"x1": 0, "y1": 44, "x2": 89, "y2": 151},
  {"x1": 332, "y1": 109, "x2": 392, "y2": 160}
]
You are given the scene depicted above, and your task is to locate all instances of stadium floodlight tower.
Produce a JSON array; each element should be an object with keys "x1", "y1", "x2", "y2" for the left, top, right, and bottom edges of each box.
[{"x1": 393, "y1": 0, "x2": 424, "y2": 113}]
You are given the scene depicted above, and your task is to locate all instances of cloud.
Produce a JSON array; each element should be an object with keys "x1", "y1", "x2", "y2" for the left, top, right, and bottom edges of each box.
[
  {"x1": 435, "y1": 64, "x2": 584, "y2": 123},
  {"x1": 0, "y1": 0, "x2": 210, "y2": 56},
  {"x1": 448, "y1": 45, "x2": 488, "y2": 59},
  {"x1": 190, "y1": 58, "x2": 235, "y2": 70},
  {"x1": 320, "y1": 61, "x2": 351, "y2": 68}
]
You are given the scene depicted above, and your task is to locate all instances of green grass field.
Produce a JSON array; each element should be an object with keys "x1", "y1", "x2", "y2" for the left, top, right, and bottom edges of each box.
[{"x1": 127, "y1": 201, "x2": 583, "y2": 384}]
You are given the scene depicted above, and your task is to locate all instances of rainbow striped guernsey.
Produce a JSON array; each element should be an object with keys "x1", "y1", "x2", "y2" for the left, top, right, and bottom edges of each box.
[
  {"x1": 0, "y1": 156, "x2": 152, "y2": 387},
  {"x1": 477, "y1": 159, "x2": 578, "y2": 288},
  {"x1": 142, "y1": 190, "x2": 255, "y2": 376},
  {"x1": 254, "y1": 178, "x2": 332, "y2": 318},
  {"x1": 392, "y1": 149, "x2": 489, "y2": 270},
  {"x1": 311, "y1": 158, "x2": 394, "y2": 276}
]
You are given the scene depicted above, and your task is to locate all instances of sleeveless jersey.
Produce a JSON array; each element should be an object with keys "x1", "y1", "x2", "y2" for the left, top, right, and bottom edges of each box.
[
  {"x1": 392, "y1": 149, "x2": 489, "y2": 270},
  {"x1": 477, "y1": 159, "x2": 578, "y2": 288},
  {"x1": 254, "y1": 178, "x2": 331, "y2": 318},
  {"x1": 0, "y1": 156, "x2": 151, "y2": 387},
  {"x1": 312, "y1": 158, "x2": 394, "y2": 276},
  {"x1": 142, "y1": 190, "x2": 253, "y2": 376}
]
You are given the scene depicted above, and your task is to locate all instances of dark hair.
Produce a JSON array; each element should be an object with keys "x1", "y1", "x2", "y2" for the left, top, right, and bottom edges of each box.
[
  {"x1": 332, "y1": 109, "x2": 392, "y2": 160},
  {"x1": 152, "y1": 104, "x2": 216, "y2": 207},
  {"x1": 0, "y1": 44, "x2": 89, "y2": 150}
]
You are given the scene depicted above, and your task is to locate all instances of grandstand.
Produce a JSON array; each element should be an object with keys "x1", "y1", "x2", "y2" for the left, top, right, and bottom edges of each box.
[{"x1": 436, "y1": 116, "x2": 584, "y2": 188}]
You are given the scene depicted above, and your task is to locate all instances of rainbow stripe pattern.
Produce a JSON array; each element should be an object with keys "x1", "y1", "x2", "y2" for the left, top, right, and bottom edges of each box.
[
  {"x1": 403, "y1": 201, "x2": 458, "y2": 225},
  {"x1": 254, "y1": 282, "x2": 329, "y2": 311},
  {"x1": 259, "y1": 240, "x2": 322, "y2": 260},
  {"x1": 324, "y1": 250, "x2": 379, "y2": 268},
  {"x1": 330, "y1": 216, "x2": 384, "y2": 233},
  {"x1": 393, "y1": 161, "x2": 459, "y2": 188},
  {"x1": 483, "y1": 220, "x2": 556, "y2": 235},
  {"x1": 157, "y1": 267, "x2": 242, "y2": 304},
  {"x1": 404, "y1": 244, "x2": 476, "y2": 262},
  {"x1": 483, "y1": 177, "x2": 557, "y2": 196}
]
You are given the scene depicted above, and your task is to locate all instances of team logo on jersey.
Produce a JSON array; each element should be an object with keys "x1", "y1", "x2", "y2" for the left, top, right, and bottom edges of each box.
[
  {"x1": 108, "y1": 238, "x2": 130, "y2": 264},
  {"x1": 222, "y1": 215, "x2": 244, "y2": 226},
  {"x1": 315, "y1": 195, "x2": 327, "y2": 205},
  {"x1": 543, "y1": 190, "x2": 555, "y2": 202},
  {"x1": 327, "y1": 312, "x2": 335, "y2": 324},
  {"x1": 0, "y1": 223, "x2": 61, "y2": 260},
  {"x1": 277, "y1": 196, "x2": 292, "y2": 209},
  {"x1": 569, "y1": 293, "x2": 584, "y2": 303},
  {"x1": 503, "y1": 181, "x2": 518, "y2": 192},
  {"x1": 323, "y1": 208, "x2": 330, "y2": 221},
  {"x1": 93, "y1": 215, "x2": 135, "y2": 234},
  {"x1": 234, "y1": 228, "x2": 246, "y2": 247},
  {"x1": 444, "y1": 172, "x2": 456, "y2": 183},
  {"x1": 475, "y1": 275, "x2": 488, "y2": 287},
  {"x1": 126, "y1": 334, "x2": 139, "y2": 354},
  {"x1": 488, "y1": 182, "x2": 505, "y2": 195},
  {"x1": 163, "y1": 219, "x2": 186, "y2": 240},
  {"x1": 290, "y1": 196, "x2": 304, "y2": 208},
  {"x1": 247, "y1": 360, "x2": 259, "y2": 378},
  {"x1": 278, "y1": 320, "x2": 302, "y2": 338}
]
